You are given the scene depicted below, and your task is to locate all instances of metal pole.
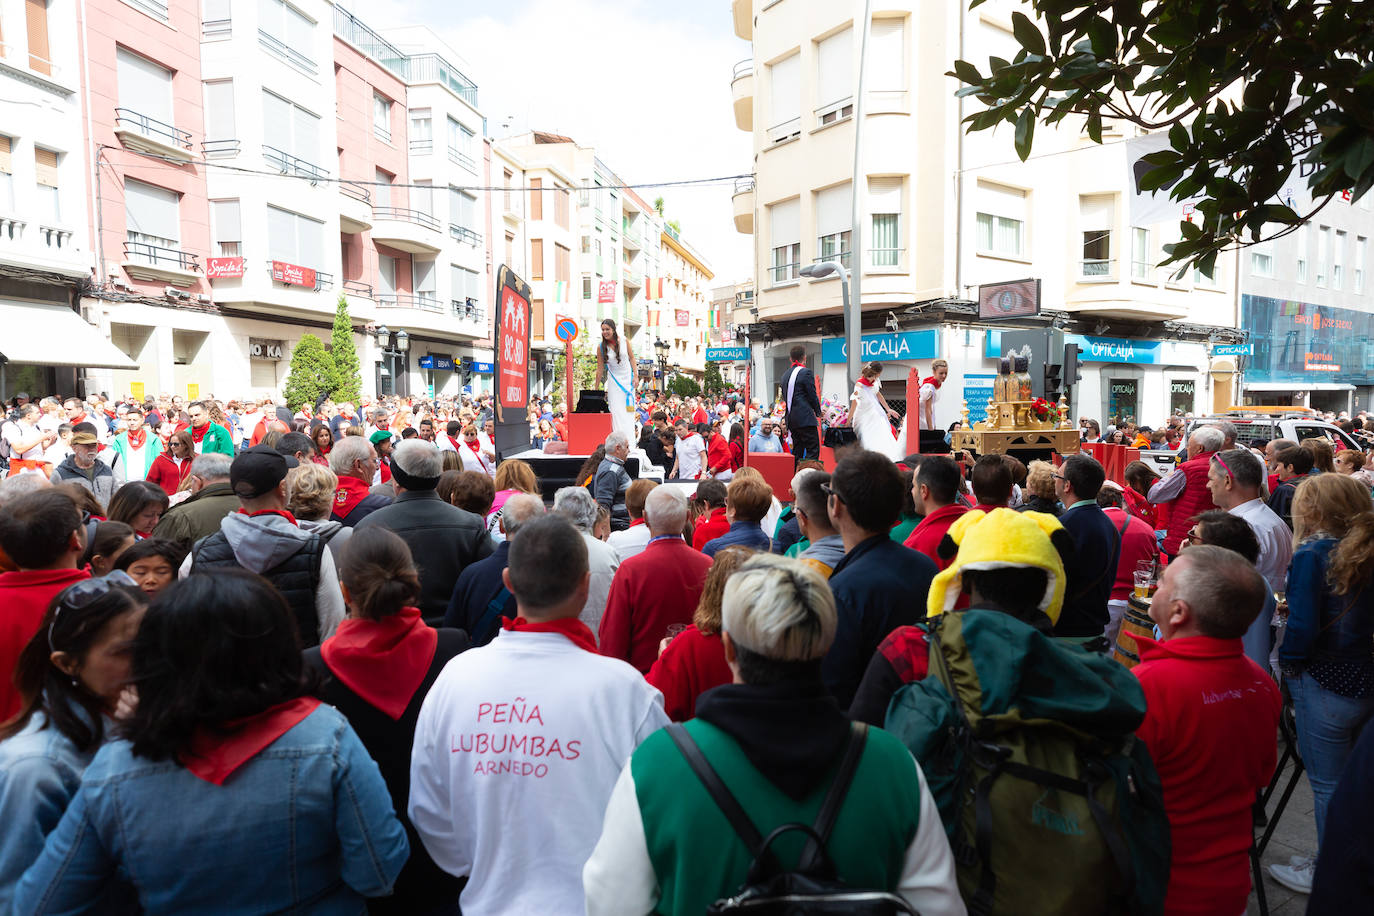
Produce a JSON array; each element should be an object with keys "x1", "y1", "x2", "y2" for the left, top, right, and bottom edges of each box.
[{"x1": 847, "y1": 0, "x2": 875, "y2": 394}]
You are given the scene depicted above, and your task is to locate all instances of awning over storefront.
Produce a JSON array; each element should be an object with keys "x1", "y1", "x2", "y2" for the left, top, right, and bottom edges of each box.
[
  {"x1": 1243, "y1": 382, "x2": 1355, "y2": 391},
  {"x1": 0, "y1": 300, "x2": 137, "y2": 369}
]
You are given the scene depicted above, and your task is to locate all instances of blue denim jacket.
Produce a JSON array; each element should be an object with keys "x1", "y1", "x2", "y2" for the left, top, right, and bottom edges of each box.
[
  {"x1": 1281, "y1": 537, "x2": 1374, "y2": 669},
  {"x1": 13, "y1": 703, "x2": 409, "y2": 915},
  {"x1": 702, "y1": 520, "x2": 773, "y2": 558},
  {"x1": 0, "y1": 709, "x2": 99, "y2": 912}
]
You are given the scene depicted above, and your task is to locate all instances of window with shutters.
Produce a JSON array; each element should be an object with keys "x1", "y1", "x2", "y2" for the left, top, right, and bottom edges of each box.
[
  {"x1": 413, "y1": 259, "x2": 437, "y2": 304},
  {"x1": 870, "y1": 178, "x2": 902, "y2": 267},
  {"x1": 258, "y1": 0, "x2": 315, "y2": 74},
  {"x1": 768, "y1": 53, "x2": 801, "y2": 144},
  {"x1": 451, "y1": 265, "x2": 480, "y2": 312},
  {"x1": 449, "y1": 187, "x2": 477, "y2": 237},
  {"x1": 413, "y1": 180, "x2": 434, "y2": 218},
  {"x1": 202, "y1": 0, "x2": 231, "y2": 38},
  {"x1": 26, "y1": 0, "x2": 52, "y2": 75},
  {"x1": 1079, "y1": 195, "x2": 1114, "y2": 278},
  {"x1": 0, "y1": 137, "x2": 13, "y2": 212},
  {"x1": 530, "y1": 177, "x2": 543, "y2": 221},
  {"x1": 210, "y1": 200, "x2": 240, "y2": 256},
  {"x1": 814, "y1": 28, "x2": 853, "y2": 126},
  {"x1": 266, "y1": 205, "x2": 323, "y2": 268},
  {"x1": 975, "y1": 181, "x2": 1026, "y2": 259},
  {"x1": 1132, "y1": 228, "x2": 1152, "y2": 280},
  {"x1": 554, "y1": 187, "x2": 570, "y2": 229},
  {"x1": 117, "y1": 48, "x2": 178, "y2": 140},
  {"x1": 124, "y1": 179, "x2": 181, "y2": 263},
  {"x1": 446, "y1": 118, "x2": 476, "y2": 172},
  {"x1": 505, "y1": 233, "x2": 513, "y2": 268},
  {"x1": 373, "y1": 94, "x2": 392, "y2": 142},
  {"x1": 503, "y1": 171, "x2": 513, "y2": 212},
  {"x1": 768, "y1": 198, "x2": 800, "y2": 284},
  {"x1": 814, "y1": 183, "x2": 852, "y2": 266},
  {"x1": 1316, "y1": 225, "x2": 1329, "y2": 287},
  {"x1": 532, "y1": 298, "x2": 544, "y2": 339},
  {"x1": 530, "y1": 239, "x2": 544, "y2": 280},
  {"x1": 34, "y1": 148, "x2": 58, "y2": 224},
  {"x1": 410, "y1": 109, "x2": 432, "y2": 154},
  {"x1": 868, "y1": 18, "x2": 905, "y2": 94},
  {"x1": 555, "y1": 244, "x2": 570, "y2": 283},
  {"x1": 203, "y1": 80, "x2": 236, "y2": 157},
  {"x1": 261, "y1": 90, "x2": 322, "y2": 176},
  {"x1": 374, "y1": 168, "x2": 392, "y2": 208},
  {"x1": 582, "y1": 276, "x2": 593, "y2": 299}
]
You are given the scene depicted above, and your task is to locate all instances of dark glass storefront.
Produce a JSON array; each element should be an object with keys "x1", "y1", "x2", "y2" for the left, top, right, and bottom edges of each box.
[{"x1": 1242, "y1": 294, "x2": 1374, "y2": 388}]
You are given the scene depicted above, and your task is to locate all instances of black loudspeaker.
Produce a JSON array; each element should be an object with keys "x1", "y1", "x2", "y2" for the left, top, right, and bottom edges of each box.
[
  {"x1": 823, "y1": 426, "x2": 859, "y2": 449},
  {"x1": 576, "y1": 390, "x2": 609, "y2": 413}
]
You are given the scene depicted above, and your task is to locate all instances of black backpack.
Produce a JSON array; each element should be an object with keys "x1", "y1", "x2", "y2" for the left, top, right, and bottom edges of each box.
[{"x1": 667, "y1": 722, "x2": 919, "y2": 915}]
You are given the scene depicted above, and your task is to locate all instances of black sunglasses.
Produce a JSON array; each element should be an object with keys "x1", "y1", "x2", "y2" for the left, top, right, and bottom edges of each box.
[{"x1": 820, "y1": 482, "x2": 845, "y2": 503}]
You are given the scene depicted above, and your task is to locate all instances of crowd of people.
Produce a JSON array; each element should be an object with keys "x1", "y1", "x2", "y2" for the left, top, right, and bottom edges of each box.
[{"x1": 0, "y1": 370, "x2": 1370, "y2": 914}]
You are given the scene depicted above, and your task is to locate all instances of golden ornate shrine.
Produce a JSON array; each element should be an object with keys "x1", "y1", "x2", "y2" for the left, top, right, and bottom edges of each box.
[{"x1": 950, "y1": 355, "x2": 1081, "y2": 457}]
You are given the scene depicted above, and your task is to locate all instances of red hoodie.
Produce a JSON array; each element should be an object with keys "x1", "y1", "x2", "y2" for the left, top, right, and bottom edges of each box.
[
  {"x1": 903, "y1": 504, "x2": 967, "y2": 570},
  {"x1": 0, "y1": 568, "x2": 90, "y2": 720},
  {"x1": 692, "y1": 506, "x2": 729, "y2": 552},
  {"x1": 1134, "y1": 635, "x2": 1280, "y2": 916}
]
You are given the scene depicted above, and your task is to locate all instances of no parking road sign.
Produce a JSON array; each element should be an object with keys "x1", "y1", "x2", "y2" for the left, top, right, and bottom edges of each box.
[{"x1": 555, "y1": 316, "x2": 579, "y2": 343}]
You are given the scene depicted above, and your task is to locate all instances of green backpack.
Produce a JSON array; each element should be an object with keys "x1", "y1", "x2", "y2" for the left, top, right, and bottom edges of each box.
[{"x1": 883, "y1": 610, "x2": 1170, "y2": 916}]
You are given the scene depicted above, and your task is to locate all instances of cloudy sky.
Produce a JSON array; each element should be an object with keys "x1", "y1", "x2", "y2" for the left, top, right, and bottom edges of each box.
[{"x1": 350, "y1": 0, "x2": 755, "y2": 285}]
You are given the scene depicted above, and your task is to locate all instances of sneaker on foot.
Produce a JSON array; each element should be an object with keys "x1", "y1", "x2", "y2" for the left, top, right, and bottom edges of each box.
[
  {"x1": 1269, "y1": 859, "x2": 1315, "y2": 894},
  {"x1": 1288, "y1": 854, "x2": 1315, "y2": 868}
]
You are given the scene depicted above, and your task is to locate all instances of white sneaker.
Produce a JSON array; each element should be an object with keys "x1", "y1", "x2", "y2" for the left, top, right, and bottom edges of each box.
[
  {"x1": 1268, "y1": 859, "x2": 1316, "y2": 894},
  {"x1": 1288, "y1": 854, "x2": 1315, "y2": 868}
]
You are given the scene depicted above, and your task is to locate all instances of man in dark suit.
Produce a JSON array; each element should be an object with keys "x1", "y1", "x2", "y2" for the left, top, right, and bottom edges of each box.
[
  {"x1": 1053, "y1": 453, "x2": 1122, "y2": 639},
  {"x1": 782, "y1": 344, "x2": 822, "y2": 466}
]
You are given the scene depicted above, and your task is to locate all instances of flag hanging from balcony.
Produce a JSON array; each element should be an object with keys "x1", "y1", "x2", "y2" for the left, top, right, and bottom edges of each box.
[
  {"x1": 598, "y1": 280, "x2": 617, "y2": 303},
  {"x1": 645, "y1": 277, "x2": 664, "y2": 299},
  {"x1": 554, "y1": 280, "x2": 568, "y2": 302},
  {"x1": 648, "y1": 310, "x2": 659, "y2": 327}
]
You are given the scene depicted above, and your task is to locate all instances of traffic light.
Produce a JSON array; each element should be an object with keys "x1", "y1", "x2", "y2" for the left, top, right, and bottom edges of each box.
[
  {"x1": 1044, "y1": 362, "x2": 1063, "y2": 404},
  {"x1": 1063, "y1": 343, "x2": 1082, "y2": 410},
  {"x1": 460, "y1": 356, "x2": 473, "y2": 384}
]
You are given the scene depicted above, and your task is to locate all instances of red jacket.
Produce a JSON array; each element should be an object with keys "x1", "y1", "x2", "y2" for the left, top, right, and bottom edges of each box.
[
  {"x1": 1123, "y1": 486, "x2": 1158, "y2": 531},
  {"x1": 1103, "y1": 507, "x2": 1157, "y2": 601},
  {"x1": 1160, "y1": 451, "x2": 1218, "y2": 556},
  {"x1": 1134, "y1": 635, "x2": 1280, "y2": 915},
  {"x1": 146, "y1": 452, "x2": 191, "y2": 495},
  {"x1": 599, "y1": 537, "x2": 713, "y2": 673},
  {"x1": 0, "y1": 568, "x2": 90, "y2": 719},
  {"x1": 903, "y1": 504, "x2": 967, "y2": 570},
  {"x1": 644, "y1": 624, "x2": 732, "y2": 721},
  {"x1": 693, "y1": 506, "x2": 729, "y2": 552},
  {"x1": 704, "y1": 434, "x2": 731, "y2": 477}
]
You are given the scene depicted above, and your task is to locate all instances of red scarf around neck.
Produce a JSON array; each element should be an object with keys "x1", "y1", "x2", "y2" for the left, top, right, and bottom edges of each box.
[
  {"x1": 190, "y1": 422, "x2": 208, "y2": 444},
  {"x1": 501, "y1": 616, "x2": 599, "y2": 653},
  {"x1": 448, "y1": 435, "x2": 463, "y2": 452},
  {"x1": 858, "y1": 376, "x2": 875, "y2": 387},
  {"x1": 181, "y1": 697, "x2": 321, "y2": 785},
  {"x1": 126, "y1": 427, "x2": 147, "y2": 450},
  {"x1": 922, "y1": 376, "x2": 943, "y2": 389},
  {"x1": 334, "y1": 476, "x2": 372, "y2": 518},
  {"x1": 320, "y1": 607, "x2": 438, "y2": 720}
]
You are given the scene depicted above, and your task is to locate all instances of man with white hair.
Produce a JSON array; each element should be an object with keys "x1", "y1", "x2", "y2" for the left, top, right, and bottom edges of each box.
[
  {"x1": 584, "y1": 554, "x2": 963, "y2": 916},
  {"x1": 152, "y1": 452, "x2": 237, "y2": 549},
  {"x1": 355, "y1": 440, "x2": 493, "y2": 621},
  {"x1": 553, "y1": 486, "x2": 620, "y2": 638},
  {"x1": 599, "y1": 487, "x2": 713, "y2": 673},
  {"x1": 593, "y1": 430, "x2": 633, "y2": 531},
  {"x1": 444, "y1": 492, "x2": 545, "y2": 646},
  {"x1": 1149, "y1": 424, "x2": 1224, "y2": 559},
  {"x1": 329, "y1": 435, "x2": 391, "y2": 527}
]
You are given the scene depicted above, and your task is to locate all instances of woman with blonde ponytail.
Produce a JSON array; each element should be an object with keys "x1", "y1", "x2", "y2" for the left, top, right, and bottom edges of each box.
[
  {"x1": 303, "y1": 527, "x2": 469, "y2": 914},
  {"x1": 1271, "y1": 473, "x2": 1374, "y2": 894}
]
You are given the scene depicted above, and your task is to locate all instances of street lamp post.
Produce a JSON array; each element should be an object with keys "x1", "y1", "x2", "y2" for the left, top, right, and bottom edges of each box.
[
  {"x1": 800, "y1": 260, "x2": 857, "y2": 392},
  {"x1": 654, "y1": 337, "x2": 670, "y2": 395},
  {"x1": 373, "y1": 325, "x2": 411, "y2": 397}
]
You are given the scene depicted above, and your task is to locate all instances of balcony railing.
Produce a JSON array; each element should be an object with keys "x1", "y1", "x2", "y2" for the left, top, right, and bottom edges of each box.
[
  {"x1": 450, "y1": 224, "x2": 481, "y2": 246},
  {"x1": 452, "y1": 298, "x2": 485, "y2": 322},
  {"x1": 870, "y1": 248, "x2": 903, "y2": 268},
  {"x1": 734, "y1": 177, "x2": 756, "y2": 194},
  {"x1": 114, "y1": 108, "x2": 191, "y2": 151},
  {"x1": 332, "y1": 8, "x2": 479, "y2": 107},
  {"x1": 125, "y1": 240, "x2": 199, "y2": 271},
  {"x1": 343, "y1": 279, "x2": 373, "y2": 297},
  {"x1": 409, "y1": 139, "x2": 433, "y2": 154},
  {"x1": 339, "y1": 180, "x2": 371, "y2": 203},
  {"x1": 263, "y1": 146, "x2": 329, "y2": 182},
  {"x1": 264, "y1": 262, "x2": 332, "y2": 291},
  {"x1": 0, "y1": 217, "x2": 25, "y2": 242},
  {"x1": 125, "y1": 0, "x2": 168, "y2": 20},
  {"x1": 732, "y1": 58, "x2": 753, "y2": 80},
  {"x1": 258, "y1": 29, "x2": 316, "y2": 75},
  {"x1": 1081, "y1": 258, "x2": 1114, "y2": 278},
  {"x1": 372, "y1": 207, "x2": 441, "y2": 232},
  {"x1": 377, "y1": 293, "x2": 443, "y2": 313},
  {"x1": 202, "y1": 138, "x2": 239, "y2": 158},
  {"x1": 40, "y1": 226, "x2": 73, "y2": 250},
  {"x1": 813, "y1": 251, "x2": 852, "y2": 268},
  {"x1": 448, "y1": 148, "x2": 476, "y2": 172},
  {"x1": 202, "y1": 17, "x2": 230, "y2": 39}
]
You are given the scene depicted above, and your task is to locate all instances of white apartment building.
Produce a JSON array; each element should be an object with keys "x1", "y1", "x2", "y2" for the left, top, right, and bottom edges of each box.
[
  {"x1": 657, "y1": 226, "x2": 715, "y2": 378},
  {"x1": 732, "y1": 0, "x2": 1242, "y2": 426},
  {"x1": 0, "y1": 0, "x2": 129, "y2": 398}
]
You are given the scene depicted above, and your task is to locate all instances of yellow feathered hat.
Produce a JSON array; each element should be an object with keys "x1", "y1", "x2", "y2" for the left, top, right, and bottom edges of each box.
[{"x1": 926, "y1": 507, "x2": 1072, "y2": 622}]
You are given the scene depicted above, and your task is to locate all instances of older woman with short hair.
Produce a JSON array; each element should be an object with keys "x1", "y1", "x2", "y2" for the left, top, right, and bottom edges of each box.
[
  {"x1": 553, "y1": 486, "x2": 620, "y2": 637},
  {"x1": 287, "y1": 462, "x2": 351, "y2": 561},
  {"x1": 1019, "y1": 460, "x2": 1062, "y2": 517}
]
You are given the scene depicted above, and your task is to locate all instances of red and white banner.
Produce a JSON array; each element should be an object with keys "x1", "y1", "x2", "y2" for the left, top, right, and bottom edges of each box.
[
  {"x1": 271, "y1": 260, "x2": 316, "y2": 288},
  {"x1": 675, "y1": 309, "x2": 690, "y2": 327},
  {"x1": 597, "y1": 280, "x2": 617, "y2": 304},
  {"x1": 206, "y1": 257, "x2": 245, "y2": 279},
  {"x1": 498, "y1": 283, "x2": 531, "y2": 409}
]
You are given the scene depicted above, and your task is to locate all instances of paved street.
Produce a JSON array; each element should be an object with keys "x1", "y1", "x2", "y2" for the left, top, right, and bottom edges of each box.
[{"x1": 1249, "y1": 752, "x2": 1316, "y2": 916}]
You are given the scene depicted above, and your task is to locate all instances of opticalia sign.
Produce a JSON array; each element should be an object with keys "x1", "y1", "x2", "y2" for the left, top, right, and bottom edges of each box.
[
  {"x1": 983, "y1": 331, "x2": 1161, "y2": 364},
  {"x1": 206, "y1": 257, "x2": 244, "y2": 279},
  {"x1": 821, "y1": 330, "x2": 939, "y2": 364},
  {"x1": 1211, "y1": 343, "x2": 1253, "y2": 357},
  {"x1": 271, "y1": 261, "x2": 315, "y2": 288},
  {"x1": 705, "y1": 347, "x2": 751, "y2": 362}
]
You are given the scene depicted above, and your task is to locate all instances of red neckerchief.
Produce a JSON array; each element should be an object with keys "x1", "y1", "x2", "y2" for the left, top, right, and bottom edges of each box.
[
  {"x1": 181, "y1": 697, "x2": 321, "y2": 785},
  {"x1": 448, "y1": 436, "x2": 463, "y2": 452},
  {"x1": 858, "y1": 376, "x2": 875, "y2": 387},
  {"x1": 190, "y1": 423, "x2": 208, "y2": 444},
  {"x1": 465, "y1": 438, "x2": 482, "y2": 455},
  {"x1": 922, "y1": 376, "x2": 943, "y2": 389},
  {"x1": 320, "y1": 607, "x2": 438, "y2": 720},
  {"x1": 380, "y1": 458, "x2": 392, "y2": 483},
  {"x1": 126, "y1": 427, "x2": 146, "y2": 450},
  {"x1": 501, "y1": 616, "x2": 599, "y2": 653},
  {"x1": 333, "y1": 477, "x2": 372, "y2": 518},
  {"x1": 630, "y1": 518, "x2": 646, "y2": 528},
  {"x1": 791, "y1": 360, "x2": 805, "y2": 368},
  {"x1": 239, "y1": 508, "x2": 299, "y2": 525}
]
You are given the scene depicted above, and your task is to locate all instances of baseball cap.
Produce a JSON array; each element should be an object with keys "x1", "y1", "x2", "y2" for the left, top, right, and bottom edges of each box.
[
  {"x1": 70, "y1": 430, "x2": 98, "y2": 445},
  {"x1": 230, "y1": 445, "x2": 299, "y2": 499}
]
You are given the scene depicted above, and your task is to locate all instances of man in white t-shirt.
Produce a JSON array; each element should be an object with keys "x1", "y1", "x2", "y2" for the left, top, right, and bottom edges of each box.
[
  {"x1": 918, "y1": 359, "x2": 949, "y2": 432},
  {"x1": 410, "y1": 514, "x2": 667, "y2": 916},
  {"x1": 673, "y1": 418, "x2": 706, "y2": 480},
  {"x1": 4, "y1": 405, "x2": 57, "y2": 474}
]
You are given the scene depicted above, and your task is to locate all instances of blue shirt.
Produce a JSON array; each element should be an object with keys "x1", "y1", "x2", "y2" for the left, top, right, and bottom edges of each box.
[
  {"x1": 748, "y1": 433, "x2": 784, "y2": 453},
  {"x1": 703, "y1": 520, "x2": 773, "y2": 558}
]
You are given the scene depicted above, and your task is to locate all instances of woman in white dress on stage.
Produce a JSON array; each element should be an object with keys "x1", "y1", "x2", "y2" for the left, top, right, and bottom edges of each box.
[
  {"x1": 849, "y1": 361, "x2": 903, "y2": 462},
  {"x1": 595, "y1": 319, "x2": 638, "y2": 448}
]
